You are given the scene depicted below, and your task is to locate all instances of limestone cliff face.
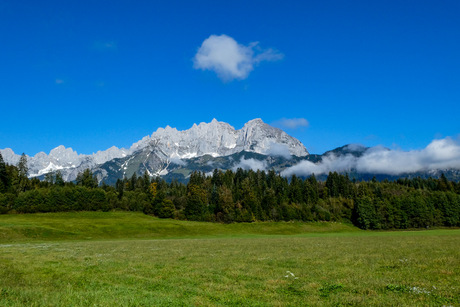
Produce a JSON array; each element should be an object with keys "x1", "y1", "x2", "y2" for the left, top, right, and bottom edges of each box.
[{"x1": 1, "y1": 118, "x2": 308, "y2": 181}]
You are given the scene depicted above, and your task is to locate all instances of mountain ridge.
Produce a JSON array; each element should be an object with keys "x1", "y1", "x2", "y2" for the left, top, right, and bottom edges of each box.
[
  {"x1": 2, "y1": 119, "x2": 459, "y2": 183},
  {"x1": 1, "y1": 118, "x2": 308, "y2": 181}
]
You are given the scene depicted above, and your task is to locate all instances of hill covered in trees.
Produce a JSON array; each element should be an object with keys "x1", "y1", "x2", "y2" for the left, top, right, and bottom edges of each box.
[{"x1": 1, "y1": 152, "x2": 459, "y2": 230}]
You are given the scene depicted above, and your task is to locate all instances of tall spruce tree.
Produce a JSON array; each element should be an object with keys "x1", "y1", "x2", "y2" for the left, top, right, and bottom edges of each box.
[
  {"x1": 76, "y1": 169, "x2": 98, "y2": 188},
  {"x1": 0, "y1": 152, "x2": 8, "y2": 192},
  {"x1": 55, "y1": 170, "x2": 65, "y2": 186},
  {"x1": 17, "y1": 153, "x2": 28, "y2": 178},
  {"x1": 17, "y1": 153, "x2": 29, "y2": 192}
]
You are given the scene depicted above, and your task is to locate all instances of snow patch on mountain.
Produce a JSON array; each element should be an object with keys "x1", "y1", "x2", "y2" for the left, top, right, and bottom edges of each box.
[
  {"x1": 1, "y1": 145, "x2": 129, "y2": 179},
  {"x1": 1, "y1": 118, "x2": 308, "y2": 180},
  {"x1": 130, "y1": 118, "x2": 308, "y2": 159}
]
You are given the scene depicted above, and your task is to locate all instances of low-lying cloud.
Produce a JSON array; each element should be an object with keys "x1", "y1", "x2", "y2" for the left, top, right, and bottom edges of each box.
[
  {"x1": 193, "y1": 34, "x2": 283, "y2": 81},
  {"x1": 232, "y1": 158, "x2": 267, "y2": 171},
  {"x1": 281, "y1": 137, "x2": 460, "y2": 177},
  {"x1": 272, "y1": 117, "x2": 309, "y2": 130},
  {"x1": 266, "y1": 143, "x2": 291, "y2": 159}
]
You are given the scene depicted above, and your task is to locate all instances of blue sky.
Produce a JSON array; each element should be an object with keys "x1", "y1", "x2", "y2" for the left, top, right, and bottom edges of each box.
[{"x1": 1, "y1": 0, "x2": 459, "y2": 155}]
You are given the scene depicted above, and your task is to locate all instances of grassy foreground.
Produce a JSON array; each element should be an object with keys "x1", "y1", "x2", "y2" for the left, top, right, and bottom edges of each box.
[
  {"x1": 0, "y1": 211, "x2": 359, "y2": 243},
  {"x1": 0, "y1": 212, "x2": 459, "y2": 306}
]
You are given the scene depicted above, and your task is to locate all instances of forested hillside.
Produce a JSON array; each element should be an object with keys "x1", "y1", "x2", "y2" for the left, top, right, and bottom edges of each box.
[{"x1": 1, "y1": 153, "x2": 459, "y2": 229}]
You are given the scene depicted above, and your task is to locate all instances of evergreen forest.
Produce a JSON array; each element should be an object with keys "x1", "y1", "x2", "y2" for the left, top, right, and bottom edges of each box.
[{"x1": 1, "y1": 153, "x2": 459, "y2": 230}]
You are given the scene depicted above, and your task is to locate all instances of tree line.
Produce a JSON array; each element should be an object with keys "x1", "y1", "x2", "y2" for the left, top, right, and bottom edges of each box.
[{"x1": 1, "y1": 152, "x2": 459, "y2": 229}]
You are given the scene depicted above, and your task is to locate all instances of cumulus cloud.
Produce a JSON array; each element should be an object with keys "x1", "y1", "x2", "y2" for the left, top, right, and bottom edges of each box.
[
  {"x1": 272, "y1": 118, "x2": 309, "y2": 130},
  {"x1": 232, "y1": 158, "x2": 267, "y2": 171},
  {"x1": 193, "y1": 34, "x2": 283, "y2": 81},
  {"x1": 281, "y1": 154, "x2": 357, "y2": 177},
  {"x1": 266, "y1": 143, "x2": 291, "y2": 159},
  {"x1": 357, "y1": 138, "x2": 460, "y2": 174},
  {"x1": 281, "y1": 137, "x2": 460, "y2": 177}
]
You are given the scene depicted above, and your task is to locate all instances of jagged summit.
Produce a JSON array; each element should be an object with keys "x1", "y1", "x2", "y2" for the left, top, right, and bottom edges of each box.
[
  {"x1": 0, "y1": 119, "x2": 309, "y2": 180},
  {"x1": 245, "y1": 118, "x2": 264, "y2": 124},
  {"x1": 130, "y1": 118, "x2": 308, "y2": 160}
]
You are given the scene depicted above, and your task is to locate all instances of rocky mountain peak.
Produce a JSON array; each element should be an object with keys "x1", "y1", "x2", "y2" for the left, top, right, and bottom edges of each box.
[
  {"x1": 1, "y1": 118, "x2": 309, "y2": 181},
  {"x1": 244, "y1": 118, "x2": 264, "y2": 125}
]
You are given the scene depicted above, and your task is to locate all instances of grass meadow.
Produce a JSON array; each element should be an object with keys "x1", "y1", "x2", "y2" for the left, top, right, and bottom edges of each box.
[{"x1": 0, "y1": 212, "x2": 459, "y2": 306}]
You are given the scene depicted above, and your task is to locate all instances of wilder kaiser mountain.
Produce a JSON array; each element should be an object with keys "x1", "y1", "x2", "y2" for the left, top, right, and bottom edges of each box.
[
  {"x1": 0, "y1": 119, "x2": 308, "y2": 182},
  {"x1": 2, "y1": 119, "x2": 459, "y2": 184}
]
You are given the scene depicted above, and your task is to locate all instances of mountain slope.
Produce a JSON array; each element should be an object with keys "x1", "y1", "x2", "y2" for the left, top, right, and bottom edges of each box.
[
  {"x1": 3, "y1": 120, "x2": 459, "y2": 183},
  {"x1": 1, "y1": 118, "x2": 308, "y2": 181}
]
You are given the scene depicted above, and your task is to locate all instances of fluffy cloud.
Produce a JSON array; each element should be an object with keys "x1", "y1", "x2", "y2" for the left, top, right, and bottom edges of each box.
[
  {"x1": 232, "y1": 158, "x2": 267, "y2": 171},
  {"x1": 266, "y1": 143, "x2": 292, "y2": 159},
  {"x1": 281, "y1": 137, "x2": 460, "y2": 177},
  {"x1": 281, "y1": 154, "x2": 357, "y2": 177},
  {"x1": 272, "y1": 118, "x2": 309, "y2": 130},
  {"x1": 357, "y1": 138, "x2": 460, "y2": 174},
  {"x1": 193, "y1": 34, "x2": 283, "y2": 81}
]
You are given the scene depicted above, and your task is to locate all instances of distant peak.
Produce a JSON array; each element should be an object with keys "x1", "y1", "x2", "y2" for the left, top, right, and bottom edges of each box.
[
  {"x1": 0, "y1": 148, "x2": 15, "y2": 154},
  {"x1": 155, "y1": 125, "x2": 178, "y2": 133},
  {"x1": 244, "y1": 118, "x2": 268, "y2": 127},
  {"x1": 50, "y1": 145, "x2": 73, "y2": 153},
  {"x1": 244, "y1": 118, "x2": 266, "y2": 127}
]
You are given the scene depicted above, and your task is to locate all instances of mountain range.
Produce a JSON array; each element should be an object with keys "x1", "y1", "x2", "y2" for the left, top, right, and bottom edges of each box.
[
  {"x1": 1, "y1": 119, "x2": 308, "y2": 183},
  {"x1": 1, "y1": 119, "x2": 459, "y2": 183}
]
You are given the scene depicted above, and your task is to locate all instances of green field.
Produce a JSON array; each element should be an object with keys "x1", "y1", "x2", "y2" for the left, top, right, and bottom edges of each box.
[{"x1": 0, "y1": 212, "x2": 459, "y2": 306}]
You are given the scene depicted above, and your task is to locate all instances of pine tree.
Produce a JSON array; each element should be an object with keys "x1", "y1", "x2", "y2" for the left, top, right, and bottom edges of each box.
[
  {"x1": 76, "y1": 169, "x2": 98, "y2": 188},
  {"x1": 17, "y1": 153, "x2": 29, "y2": 192},
  {"x1": 143, "y1": 170, "x2": 150, "y2": 192},
  {"x1": 0, "y1": 152, "x2": 8, "y2": 192},
  {"x1": 185, "y1": 184, "x2": 208, "y2": 220},
  {"x1": 17, "y1": 153, "x2": 28, "y2": 178},
  {"x1": 129, "y1": 172, "x2": 137, "y2": 191},
  {"x1": 55, "y1": 171, "x2": 65, "y2": 186}
]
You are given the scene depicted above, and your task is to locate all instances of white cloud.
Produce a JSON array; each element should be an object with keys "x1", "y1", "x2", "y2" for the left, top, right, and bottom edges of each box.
[
  {"x1": 232, "y1": 158, "x2": 267, "y2": 171},
  {"x1": 272, "y1": 118, "x2": 309, "y2": 130},
  {"x1": 281, "y1": 137, "x2": 460, "y2": 177},
  {"x1": 281, "y1": 154, "x2": 356, "y2": 177},
  {"x1": 193, "y1": 34, "x2": 283, "y2": 81},
  {"x1": 357, "y1": 138, "x2": 460, "y2": 174},
  {"x1": 266, "y1": 143, "x2": 291, "y2": 159}
]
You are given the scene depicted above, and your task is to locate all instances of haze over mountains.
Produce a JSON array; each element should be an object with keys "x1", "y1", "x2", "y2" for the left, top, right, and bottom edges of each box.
[{"x1": 1, "y1": 119, "x2": 460, "y2": 183}]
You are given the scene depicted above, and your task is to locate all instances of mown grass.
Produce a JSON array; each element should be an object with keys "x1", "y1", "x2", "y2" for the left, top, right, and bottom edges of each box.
[
  {"x1": 0, "y1": 211, "x2": 359, "y2": 243},
  {"x1": 0, "y1": 212, "x2": 459, "y2": 306}
]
